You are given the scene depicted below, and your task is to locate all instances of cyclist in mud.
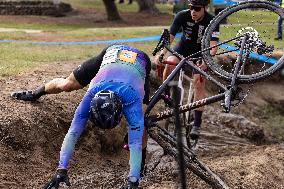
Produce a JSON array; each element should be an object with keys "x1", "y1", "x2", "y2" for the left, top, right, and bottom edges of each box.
[
  {"x1": 155, "y1": 0, "x2": 219, "y2": 140},
  {"x1": 12, "y1": 44, "x2": 150, "y2": 189}
]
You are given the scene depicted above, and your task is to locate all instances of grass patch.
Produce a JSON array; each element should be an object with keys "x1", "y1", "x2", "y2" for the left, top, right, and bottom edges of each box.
[
  {"x1": 0, "y1": 41, "x2": 157, "y2": 77},
  {"x1": 219, "y1": 9, "x2": 284, "y2": 49},
  {"x1": 0, "y1": 43, "x2": 107, "y2": 77},
  {"x1": 67, "y1": 26, "x2": 166, "y2": 39},
  {"x1": 62, "y1": 0, "x2": 172, "y2": 13},
  {"x1": 261, "y1": 105, "x2": 284, "y2": 141},
  {"x1": 0, "y1": 26, "x2": 162, "y2": 77},
  {"x1": 0, "y1": 18, "x2": 87, "y2": 31}
]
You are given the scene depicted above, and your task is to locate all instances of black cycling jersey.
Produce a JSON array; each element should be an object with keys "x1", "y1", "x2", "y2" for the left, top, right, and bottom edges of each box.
[
  {"x1": 170, "y1": 10, "x2": 219, "y2": 57},
  {"x1": 73, "y1": 45, "x2": 151, "y2": 104}
]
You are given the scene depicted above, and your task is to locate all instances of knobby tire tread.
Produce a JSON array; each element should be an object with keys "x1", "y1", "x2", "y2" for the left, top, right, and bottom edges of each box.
[{"x1": 202, "y1": 0, "x2": 284, "y2": 83}]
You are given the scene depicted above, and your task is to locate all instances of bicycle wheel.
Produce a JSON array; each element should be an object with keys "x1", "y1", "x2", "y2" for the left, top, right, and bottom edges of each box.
[
  {"x1": 147, "y1": 125, "x2": 229, "y2": 189},
  {"x1": 202, "y1": 0, "x2": 284, "y2": 83}
]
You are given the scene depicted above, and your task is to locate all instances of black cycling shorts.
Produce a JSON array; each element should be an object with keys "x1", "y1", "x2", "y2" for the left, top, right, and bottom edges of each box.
[
  {"x1": 73, "y1": 47, "x2": 108, "y2": 87},
  {"x1": 173, "y1": 41, "x2": 203, "y2": 75}
]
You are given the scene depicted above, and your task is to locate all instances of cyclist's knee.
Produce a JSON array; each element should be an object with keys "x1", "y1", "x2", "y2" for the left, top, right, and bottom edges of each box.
[
  {"x1": 60, "y1": 80, "x2": 75, "y2": 92},
  {"x1": 60, "y1": 76, "x2": 82, "y2": 92},
  {"x1": 166, "y1": 55, "x2": 179, "y2": 64}
]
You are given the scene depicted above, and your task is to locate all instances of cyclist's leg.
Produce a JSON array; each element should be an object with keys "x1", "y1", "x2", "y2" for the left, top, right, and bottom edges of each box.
[
  {"x1": 190, "y1": 61, "x2": 207, "y2": 139},
  {"x1": 163, "y1": 56, "x2": 179, "y2": 81},
  {"x1": 162, "y1": 41, "x2": 185, "y2": 96},
  {"x1": 45, "y1": 72, "x2": 83, "y2": 94}
]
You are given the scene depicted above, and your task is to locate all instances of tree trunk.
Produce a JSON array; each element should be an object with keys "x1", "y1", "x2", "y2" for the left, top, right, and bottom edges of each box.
[
  {"x1": 102, "y1": 0, "x2": 122, "y2": 21},
  {"x1": 136, "y1": 0, "x2": 159, "y2": 14}
]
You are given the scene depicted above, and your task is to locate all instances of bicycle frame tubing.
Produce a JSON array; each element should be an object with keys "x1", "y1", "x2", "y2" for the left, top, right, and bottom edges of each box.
[
  {"x1": 145, "y1": 34, "x2": 247, "y2": 126},
  {"x1": 145, "y1": 44, "x2": 228, "y2": 117},
  {"x1": 223, "y1": 35, "x2": 247, "y2": 112},
  {"x1": 146, "y1": 93, "x2": 225, "y2": 124}
]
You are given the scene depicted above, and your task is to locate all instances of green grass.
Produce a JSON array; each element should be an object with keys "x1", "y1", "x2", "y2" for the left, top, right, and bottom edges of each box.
[
  {"x1": 62, "y1": 0, "x2": 172, "y2": 13},
  {"x1": 0, "y1": 43, "x2": 105, "y2": 77},
  {"x1": 0, "y1": 19, "x2": 89, "y2": 31},
  {"x1": 219, "y1": 9, "x2": 284, "y2": 49},
  {"x1": 0, "y1": 3, "x2": 283, "y2": 77},
  {"x1": 0, "y1": 41, "x2": 157, "y2": 77},
  {"x1": 66, "y1": 26, "x2": 166, "y2": 39},
  {"x1": 0, "y1": 26, "x2": 163, "y2": 77},
  {"x1": 261, "y1": 105, "x2": 284, "y2": 141}
]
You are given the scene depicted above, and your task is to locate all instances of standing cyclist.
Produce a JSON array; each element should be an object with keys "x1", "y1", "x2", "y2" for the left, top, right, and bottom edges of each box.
[{"x1": 155, "y1": 0, "x2": 219, "y2": 140}]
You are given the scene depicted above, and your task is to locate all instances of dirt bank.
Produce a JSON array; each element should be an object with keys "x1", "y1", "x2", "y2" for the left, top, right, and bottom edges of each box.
[{"x1": 0, "y1": 59, "x2": 283, "y2": 188}]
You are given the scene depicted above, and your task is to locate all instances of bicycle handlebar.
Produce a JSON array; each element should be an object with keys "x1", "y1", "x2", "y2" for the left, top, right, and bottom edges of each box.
[{"x1": 152, "y1": 29, "x2": 170, "y2": 56}]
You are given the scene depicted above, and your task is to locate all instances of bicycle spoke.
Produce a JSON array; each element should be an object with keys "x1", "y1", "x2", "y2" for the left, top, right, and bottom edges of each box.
[{"x1": 202, "y1": 1, "x2": 284, "y2": 83}]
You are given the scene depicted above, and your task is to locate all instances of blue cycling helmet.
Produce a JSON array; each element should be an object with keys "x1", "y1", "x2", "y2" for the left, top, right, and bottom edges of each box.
[{"x1": 89, "y1": 90, "x2": 123, "y2": 129}]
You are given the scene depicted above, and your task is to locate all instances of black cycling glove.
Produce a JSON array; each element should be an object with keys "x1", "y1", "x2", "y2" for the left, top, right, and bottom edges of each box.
[{"x1": 43, "y1": 169, "x2": 71, "y2": 189}]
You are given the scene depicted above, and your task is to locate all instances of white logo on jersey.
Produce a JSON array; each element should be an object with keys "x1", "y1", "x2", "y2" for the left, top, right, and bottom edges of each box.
[
  {"x1": 102, "y1": 48, "x2": 119, "y2": 66},
  {"x1": 187, "y1": 22, "x2": 195, "y2": 27},
  {"x1": 197, "y1": 25, "x2": 205, "y2": 43},
  {"x1": 101, "y1": 102, "x2": 110, "y2": 109}
]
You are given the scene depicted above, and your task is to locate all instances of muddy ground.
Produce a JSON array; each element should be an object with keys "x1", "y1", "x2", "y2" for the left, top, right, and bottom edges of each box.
[
  {"x1": 0, "y1": 60, "x2": 283, "y2": 189},
  {"x1": 0, "y1": 6, "x2": 284, "y2": 189}
]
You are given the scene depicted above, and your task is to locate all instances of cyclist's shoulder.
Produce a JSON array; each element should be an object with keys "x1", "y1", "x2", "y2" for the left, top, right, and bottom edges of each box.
[{"x1": 174, "y1": 9, "x2": 190, "y2": 19}]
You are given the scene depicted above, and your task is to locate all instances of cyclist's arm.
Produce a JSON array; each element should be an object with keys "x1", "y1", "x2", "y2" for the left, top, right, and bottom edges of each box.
[
  {"x1": 157, "y1": 12, "x2": 182, "y2": 59},
  {"x1": 57, "y1": 91, "x2": 94, "y2": 169},
  {"x1": 123, "y1": 100, "x2": 144, "y2": 180}
]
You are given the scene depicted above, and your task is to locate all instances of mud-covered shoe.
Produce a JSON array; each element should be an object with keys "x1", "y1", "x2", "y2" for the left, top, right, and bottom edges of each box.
[
  {"x1": 121, "y1": 177, "x2": 141, "y2": 189},
  {"x1": 11, "y1": 90, "x2": 38, "y2": 101},
  {"x1": 189, "y1": 126, "x2": 201, "y2": 140}
]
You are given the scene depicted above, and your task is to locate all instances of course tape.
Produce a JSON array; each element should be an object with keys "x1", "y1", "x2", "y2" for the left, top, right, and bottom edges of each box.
[
  {"x1": 0, "y1": 32, "x2": 277, "y2": 64},
  {"x1": 220, "y1": 44, "x2": 277, "y2": 65}
]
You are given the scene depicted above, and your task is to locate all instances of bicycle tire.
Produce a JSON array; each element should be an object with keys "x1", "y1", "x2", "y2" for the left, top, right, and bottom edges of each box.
[
  {"x1": 147, "y1": 126, "x2": 229, "y2": 189},
  {"x1": 202, "y1": 0, "x2": 284, "y2": 83}
]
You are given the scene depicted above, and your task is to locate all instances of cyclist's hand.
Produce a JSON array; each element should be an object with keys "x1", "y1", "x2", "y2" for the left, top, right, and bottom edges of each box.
[{"x1": 43, "y1": 169, "x2": 71, "y2": 189}]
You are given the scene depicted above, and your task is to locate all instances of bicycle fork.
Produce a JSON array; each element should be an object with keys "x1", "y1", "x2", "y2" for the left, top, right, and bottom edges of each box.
[{"x1": 223, "y1": 34, "x2": 248, "y2": 112}]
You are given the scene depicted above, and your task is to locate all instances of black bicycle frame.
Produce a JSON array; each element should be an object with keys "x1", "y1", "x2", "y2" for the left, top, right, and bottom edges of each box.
[{"x1": 145, "y1": 34, "x2": 248, "y2": 127}]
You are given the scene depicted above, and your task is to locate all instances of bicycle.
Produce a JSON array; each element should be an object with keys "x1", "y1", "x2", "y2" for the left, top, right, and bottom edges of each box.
[
  {"x1": 156, "y1": 60, "x2": 198, "y2": 150},
  {"x1": 145, "y1": 1, "x2": 284, "y2": 188}
]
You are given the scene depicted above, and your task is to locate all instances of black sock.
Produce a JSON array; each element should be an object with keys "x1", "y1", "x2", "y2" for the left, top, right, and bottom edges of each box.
[
  {"x1": 194, "y1": 110, "x2": 203, "y2": 128},
  {"x1": 165, "y1": 86, "x2": 171, "y2": 97},
  {"x1": 33, "y1": 86, "x2": 47, "y2": 99}
]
